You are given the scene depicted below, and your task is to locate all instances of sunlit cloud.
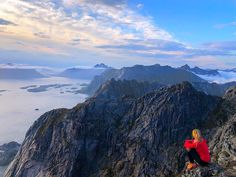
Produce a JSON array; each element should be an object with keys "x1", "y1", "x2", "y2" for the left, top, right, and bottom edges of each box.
[
  {"x1": 0, "y1": 0, "x2": 176, "y2": 60},
  {"x1": 0, "y1": 0, "x2": 235, "y2": 68},
  {"x1": 62, "y1": 0, "x2": 127, "y2": 7}
]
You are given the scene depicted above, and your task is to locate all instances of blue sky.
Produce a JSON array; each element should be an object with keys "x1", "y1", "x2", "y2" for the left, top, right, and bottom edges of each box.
[
  {"x1": 0, "y1": 0, "x2": 236, "y2": 68},
  {"x1": 135, "y1": 0, "x2": 236, "y2": 44}
]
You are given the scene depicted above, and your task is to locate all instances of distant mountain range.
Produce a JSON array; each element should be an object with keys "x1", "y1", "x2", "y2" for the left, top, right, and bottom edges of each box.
[
  {"x1": 224, "y1": 68, "x2": 236, "y2": 72},
  {"x1": 80, "y1": 64, "x2": 205, "y2": 95},
  {"x1": 179, "y1": 64, "x2": 220, "y2": 76},
  {"x1": 179, "y1": 64, "x2": 236, "y2": 76},
  {"x1": 179, "y1": 64, "x2": 236, "y2": 83},
  {"x1": 0, "y1": 68, "x2": 45, "y2": 80},
  {"x1": 1, "y1": 63, "x2": 236, "y2": 95},
  {"x1": 58, "y1": 63, "x2": 110, "y2": 80},
  {"x1": 0, "y1": 63, "x2": 110, "y2": 80},
  {"x1": 78, "y1": 63, "x2": 236, "y2": 96}
]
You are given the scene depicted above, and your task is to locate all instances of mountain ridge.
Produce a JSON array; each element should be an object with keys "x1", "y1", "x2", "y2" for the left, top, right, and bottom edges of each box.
[
  {"x1": 5, "y1": 81, "x2": 231, "y2": 177},
  {"x1": 179, "y1": 64, "x2": 220, "y2": 76},
  {"x1": 80, "y1": 64, "x2": 206, "y2": 95}
]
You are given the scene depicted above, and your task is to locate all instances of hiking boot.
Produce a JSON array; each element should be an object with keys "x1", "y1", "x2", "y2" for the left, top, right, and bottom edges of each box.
[{"x1": 187, "y1": 162, "x2": 198, "y2": 170}]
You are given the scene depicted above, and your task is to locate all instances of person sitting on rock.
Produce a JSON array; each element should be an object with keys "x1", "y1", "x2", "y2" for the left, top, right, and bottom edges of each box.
[{"x1": 184, "y1": 129, "x2": 210, "y2": 170}]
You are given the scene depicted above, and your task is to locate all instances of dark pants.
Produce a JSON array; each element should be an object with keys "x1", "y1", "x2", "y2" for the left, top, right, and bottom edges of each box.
[{"x1": 187, "y1": 149, "x2": 208, "y2": 166}]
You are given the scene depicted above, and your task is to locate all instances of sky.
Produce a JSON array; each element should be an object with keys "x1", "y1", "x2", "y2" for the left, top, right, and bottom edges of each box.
[{"x1": 0, "y1": 0, "x2": 236, "y2": 68}]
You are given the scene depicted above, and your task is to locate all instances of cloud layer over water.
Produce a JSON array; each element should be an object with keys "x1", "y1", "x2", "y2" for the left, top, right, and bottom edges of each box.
[{"x1": 197, "y1": 71, "x2": 236, "y2": 84}]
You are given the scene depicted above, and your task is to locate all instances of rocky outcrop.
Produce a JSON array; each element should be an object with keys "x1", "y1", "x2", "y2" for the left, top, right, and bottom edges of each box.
[
  {"x1": 181, "y1": 164, "x2": 225, "y2": 177},
  {"x1": 209, "y1": 115, "x2": 236, "y2": 177},
  {"x1": 5, "y1": 82, "x2": 223, "y2": 177},
  {"x1": 208, "y1": 87, "x2": 236, "y2": 176},
  {"x1": 0, "y1": 142, "x2": 20, "y2": 166}
]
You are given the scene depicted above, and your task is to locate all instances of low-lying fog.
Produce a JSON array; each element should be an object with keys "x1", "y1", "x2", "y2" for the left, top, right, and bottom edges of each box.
[{"x1": 197, "y1": 71, "x2": 236, "y2": 83}]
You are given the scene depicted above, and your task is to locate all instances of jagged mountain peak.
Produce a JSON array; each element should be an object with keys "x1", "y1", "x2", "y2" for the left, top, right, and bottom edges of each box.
[
  {"x1": 180, "y1": 64, "x2": 191, "y2": 70},
  {"x1": 179, "y1": 64, "x2": 220, "y2": 76},
  {"x1": 146, "y1": 81, "x2": 198, "y2": 99},
  {"x1": 224, "y1": 86, "x2": 236, "y2": 101},
  {"x1": 168, "y1": 81, "x2": 194, "y2": 91},
  {"x1": 94, "y1": 63, "x2": 109, "y2": 68}
]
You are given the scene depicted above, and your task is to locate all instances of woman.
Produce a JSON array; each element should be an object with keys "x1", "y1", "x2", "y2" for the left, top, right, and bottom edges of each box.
[{"x1": 184, "y1": 129, "x2": 210, "y2": 170}]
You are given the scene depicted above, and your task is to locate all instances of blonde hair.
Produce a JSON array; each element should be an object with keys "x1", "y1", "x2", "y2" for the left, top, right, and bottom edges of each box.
[{"x1": 192, "y1": 129, "x2": 202, "y2": 141}]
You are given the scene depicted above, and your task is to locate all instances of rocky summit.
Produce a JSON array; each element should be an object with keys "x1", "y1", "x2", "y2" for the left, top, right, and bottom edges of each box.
[{"x1": 4, "y1": 81, "x2": 236, "y2": 177}]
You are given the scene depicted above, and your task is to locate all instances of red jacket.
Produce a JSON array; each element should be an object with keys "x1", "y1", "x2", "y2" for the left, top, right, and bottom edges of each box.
[{"x1": 184, "y1": 139, "x2": 210, "y2": 162}]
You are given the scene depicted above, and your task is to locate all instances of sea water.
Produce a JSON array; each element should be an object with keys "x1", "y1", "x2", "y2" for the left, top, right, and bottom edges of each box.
[{"x1": 0, "y1": 77, "x2": 89, "y2": 144}]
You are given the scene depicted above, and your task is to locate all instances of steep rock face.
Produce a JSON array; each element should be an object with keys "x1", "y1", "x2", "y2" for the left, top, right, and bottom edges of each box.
[
  {"x1": 208, "y1": 87, "x2": 236, "y2": 176},
  {"x1": 5, "y1": 82, "x2": 220, "y2": 177},
  {"x1": 224, "y1": 87, "x2": 236, "y2": 101},
  {"x1": 209, "y1": 115, "x2": 236, "y2": 176},
  {"x1": 103, "y1": 82, "x2": 220, "y2": 177}
]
